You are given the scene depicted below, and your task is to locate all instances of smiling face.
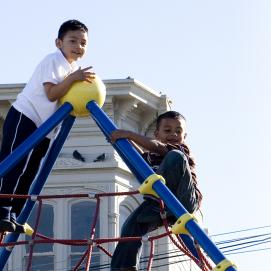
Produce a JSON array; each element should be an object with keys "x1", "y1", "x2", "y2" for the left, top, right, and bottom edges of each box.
[
  {"x1": 55, "y1": 30, "x2": 88, "y2": 63},
  {"x1": 154, "y1": 117, "x2": 187, "y2": 145}
]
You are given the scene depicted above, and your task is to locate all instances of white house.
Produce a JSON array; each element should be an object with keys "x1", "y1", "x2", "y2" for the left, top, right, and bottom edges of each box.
[{"x1": 0, "y1": 79, "x2": 203, "y2": 271}]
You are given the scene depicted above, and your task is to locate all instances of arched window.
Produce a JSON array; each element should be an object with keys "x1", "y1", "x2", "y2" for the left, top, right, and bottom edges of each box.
[
  {"x1": 119, "y1": 205, "x2": 132, "y2": 234},
  {"x1": 70, "y1": 201, "x2": 100, "y2": 269},
  {"x1": 24, "y1": 203, "x2": 54, "y2": 271}
]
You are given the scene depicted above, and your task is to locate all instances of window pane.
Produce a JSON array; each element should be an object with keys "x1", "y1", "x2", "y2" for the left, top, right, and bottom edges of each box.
[
  {"x1": 24, "y1": 256, "x2": 54, "y2": 271},
  {"x1": 71, "y1": 201, "x2": 99, "y2": 253},
  {"x1": 26, "y1": 204, "x2": 54, "y2": 253},
  {"x1": 70, "y1": 253, "x2": 100, "y2": 270}
]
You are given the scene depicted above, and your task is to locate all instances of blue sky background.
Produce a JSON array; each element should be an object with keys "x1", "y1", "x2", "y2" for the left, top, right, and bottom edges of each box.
[{"x1": 1, "y1": 1, "x2": 271, "y2": 270}]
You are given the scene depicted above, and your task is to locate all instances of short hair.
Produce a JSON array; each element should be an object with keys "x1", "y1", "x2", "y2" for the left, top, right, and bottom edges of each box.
[
  {"x1": 58, "y1": 19, "x2": 88, "y2": 40},
  {"x1": 156, "y1": 111, "x2": 186, "y2": 129}
]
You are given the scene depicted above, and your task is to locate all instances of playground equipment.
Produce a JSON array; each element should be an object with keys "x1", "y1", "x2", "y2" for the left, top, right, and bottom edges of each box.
[{"x1": 0, "y1": 78, "x2": 237, "y2": 270}]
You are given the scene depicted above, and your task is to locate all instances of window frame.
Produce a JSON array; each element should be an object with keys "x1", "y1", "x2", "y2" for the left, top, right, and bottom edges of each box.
[
  {"x1": 23, "y1": 201, "x2": 55, "y2": 271},
  {"x1": 68, "y1": 199, "x2": 101, "y2": 270}
]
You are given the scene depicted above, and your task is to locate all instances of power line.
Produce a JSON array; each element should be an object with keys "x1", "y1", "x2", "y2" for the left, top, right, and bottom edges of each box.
[
  {"x1": 210, "y1": 224, "x2": 271, "y2": 237},
  {"x1": 215, "y1": 232, "x2": 271, "y2": 245},
  {"x1": 225, "y1": 246, "x2": 271, "y2": 256}
]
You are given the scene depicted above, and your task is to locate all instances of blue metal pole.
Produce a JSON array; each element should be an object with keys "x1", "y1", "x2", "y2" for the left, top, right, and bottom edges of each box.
[
  {"x1": 0, "y1": 102, "x2": 73, "y2": 178},
  {"x1": 87, "y1": 101, "x2": 236, "y2": 271},
  {"x1": 0, "y1": 114, "x2": 75, "y2": 269}
]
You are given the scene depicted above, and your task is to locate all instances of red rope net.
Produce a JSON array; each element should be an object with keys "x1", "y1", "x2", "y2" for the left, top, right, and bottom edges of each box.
[{"x1": 0, "y1": 191, "x2": 213, "y2": 271}]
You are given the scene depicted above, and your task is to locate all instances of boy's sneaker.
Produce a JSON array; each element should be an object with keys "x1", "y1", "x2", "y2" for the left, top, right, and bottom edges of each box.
[
  {"x1": 10, "y1": 216, "x2": 27, "y2": 234},
  {"x1": 10, "y1": 219, "x2": 33, "y2": 236},
  {"x1": 12, "y1": 221, "x2": 26, "y2": 233},
  {"x1": 0, "y1": 219, "x2": 16, "y2": 233}
]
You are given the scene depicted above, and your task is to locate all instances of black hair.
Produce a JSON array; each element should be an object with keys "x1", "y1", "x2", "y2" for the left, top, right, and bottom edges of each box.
[
  {"x1": 156, "y1": 111, "x2": 186, "y2": 130},
  {"x1": 58, "y1": 19, "x2": 88, "y2": 40}
]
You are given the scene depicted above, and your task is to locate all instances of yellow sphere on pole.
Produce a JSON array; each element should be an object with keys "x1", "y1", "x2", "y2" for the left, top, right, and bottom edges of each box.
[{"x1": 60, "y1": 75, "x2": 106, "y2": 117}]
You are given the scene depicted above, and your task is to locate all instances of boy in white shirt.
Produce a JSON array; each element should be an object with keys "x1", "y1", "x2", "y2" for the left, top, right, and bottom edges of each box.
[{"x1": 0, "y1": 19, "x2": 96, "y2": 232}]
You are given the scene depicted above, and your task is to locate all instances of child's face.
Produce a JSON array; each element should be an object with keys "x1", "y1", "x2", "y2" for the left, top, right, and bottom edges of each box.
[
  {"x1": 56, "y1": 30, "x2": 88, "y2": 63},
  {"x1": 154, "y1": 117, "x2": 187, "y2": 145}
]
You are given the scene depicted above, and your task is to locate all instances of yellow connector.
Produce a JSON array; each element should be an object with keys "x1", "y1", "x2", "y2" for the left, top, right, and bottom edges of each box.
[
  {"x1": 213, "y1": 259, "x2": 237, "y2": 271},
  {"x1": 138, "y1": 174, "x2": 166, "y2": 198},
  {"x1": 171, "y1": 213, "x2": 196, "y2": 235},
  {"x1": 23, "y1": 223, "x2": 34, "y2": 236}
]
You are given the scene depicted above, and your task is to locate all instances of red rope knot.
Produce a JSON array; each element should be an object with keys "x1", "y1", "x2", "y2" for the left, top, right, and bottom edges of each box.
[
  {"x1": 160, "y1": 211, "x2": 167, "y2": 220},
  {"x1": 30, "y1": 195, "x2": 38, "y2": 202},
  {"x1": 142, "y1": 235, "x2": 149, "y2": 243},
  {"x1": 87, "y1": 239, "x2": 93, "y2": 245},
  {"x1": 88, "y1": 193, "x2": 96, "y2": 199}
]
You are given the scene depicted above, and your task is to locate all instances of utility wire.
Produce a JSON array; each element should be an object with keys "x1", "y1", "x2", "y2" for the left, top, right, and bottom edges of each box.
[{"x1": 210, "y1": 224, "x2": 271, "y2": 237}]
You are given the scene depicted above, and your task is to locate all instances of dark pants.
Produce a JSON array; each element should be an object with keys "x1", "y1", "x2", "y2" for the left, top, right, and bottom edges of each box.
[
  {"x1": 0, "y1": 107, "x2": 50, "y2": 221},
  {"x1": 111, "y1": 150, "x2": 198, "y2": 270}
]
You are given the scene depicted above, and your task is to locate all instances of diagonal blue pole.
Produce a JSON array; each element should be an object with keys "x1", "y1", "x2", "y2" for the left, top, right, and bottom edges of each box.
[
  {"x1": 0, "y1": 102, "x2": 73, "y2": 178},
  {"x1": 0, "y1": 103, "x2": 74, "y2": 269},
  {"x1": 87, "y1": 100, "x2": 237, "y2": 271}
]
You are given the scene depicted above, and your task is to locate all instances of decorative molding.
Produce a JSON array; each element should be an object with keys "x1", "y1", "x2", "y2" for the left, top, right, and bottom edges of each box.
[
  {"x1": 53, "y1": 157, "x2": 118, "y2": 169},
  {"x1": 139, "y1": 110, "x2": 158, "y2": 135},
  {"x1": 44, "y1": 183, "x2": 111, "y2": 194},
  {"x1": 0, "y1": 100, "x2": 11, "y2": 119},
  {"x1": 108, "y1": 212, "x2": 119, "y2": 224},
  {"x1": 113, "y1": 97, "x2": 139, "y2": 124}
]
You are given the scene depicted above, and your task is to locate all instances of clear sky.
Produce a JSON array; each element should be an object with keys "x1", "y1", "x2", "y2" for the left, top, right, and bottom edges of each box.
[{"x1": 1, "y1": 0, "x2": 271, "y2": 270}]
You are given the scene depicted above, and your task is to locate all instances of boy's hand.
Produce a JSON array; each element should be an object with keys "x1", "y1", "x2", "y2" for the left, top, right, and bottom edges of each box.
[
  {"x1": 70, "y1": 66, "x2": 96, "y2": 83},
  {"x1": 110, "y1": 129, "x2": 130, "y2": 143}
]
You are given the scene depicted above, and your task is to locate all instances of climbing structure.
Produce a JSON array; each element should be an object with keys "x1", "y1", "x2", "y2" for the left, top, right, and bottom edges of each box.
[
  {"x1": 0, "y1": 80, "x2": 237, "y2": 271},
  {"x1": 0, "y1": 190, "x2": 214, "y2": 271}
]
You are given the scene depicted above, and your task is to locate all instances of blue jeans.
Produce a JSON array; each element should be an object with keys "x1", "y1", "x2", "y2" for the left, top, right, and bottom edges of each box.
[{"x1": 110, "y1": 150, "x2": 198, "y2": 270}]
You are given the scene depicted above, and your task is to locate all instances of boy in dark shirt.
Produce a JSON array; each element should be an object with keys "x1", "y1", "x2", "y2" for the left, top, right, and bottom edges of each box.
[{"x1": 110, "y1": 111, "x2": 202, "y2": 271}]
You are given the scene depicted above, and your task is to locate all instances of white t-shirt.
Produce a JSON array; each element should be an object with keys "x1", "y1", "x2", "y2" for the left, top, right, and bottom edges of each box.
[{"x1": 13, "y1": 49, "x2": 78, "y2": 127}]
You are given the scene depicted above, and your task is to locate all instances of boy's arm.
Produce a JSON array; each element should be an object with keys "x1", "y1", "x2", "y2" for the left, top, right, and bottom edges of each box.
[
  {"x1": 110, "y1": 129, "x2": 168, "y2": 155},
  {"x1": 44, "y1": 66, "x2": 95, "y2": 102}
]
